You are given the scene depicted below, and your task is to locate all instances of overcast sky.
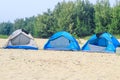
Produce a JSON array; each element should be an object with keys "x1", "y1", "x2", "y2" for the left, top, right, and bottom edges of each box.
[{"x1": 0, "y1": 0, "x2": 115, "y2": 22}]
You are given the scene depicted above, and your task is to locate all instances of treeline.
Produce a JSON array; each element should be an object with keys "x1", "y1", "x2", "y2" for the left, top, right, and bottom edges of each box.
[{"x1": 0, "y1": 0, "x2": 120, "y2": 38}]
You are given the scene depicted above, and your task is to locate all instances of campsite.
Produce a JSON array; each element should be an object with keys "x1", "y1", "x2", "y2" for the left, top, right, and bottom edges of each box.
[
  {"x1": 0, "y1": 0, "x2": 120, "y2": 80},
  {"x1": 0, "y1": 38, "x2": 120, "y2": 80}
]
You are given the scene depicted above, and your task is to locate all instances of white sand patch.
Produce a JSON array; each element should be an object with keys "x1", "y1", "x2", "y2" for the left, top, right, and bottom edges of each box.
[{"x1": 0, "y1": 38, "x2": 120, "y2": 80}]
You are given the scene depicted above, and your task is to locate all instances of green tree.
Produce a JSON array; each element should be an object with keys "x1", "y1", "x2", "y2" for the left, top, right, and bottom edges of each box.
[
  {"x1": 0, "y1": 22, "x2": 13, "y2": 35},
  {"x1": 94, "y1": 0, "x2": 111, "y2": 33},
  {"x1": 35, "y1": 9, "x2": 56, "y2": 38},
  {"x1": 53, "y1": 1, "x2": 75, "y2": 32},
  {"x1": 73, "y1": 0, "x2": 95, "y2": 37},
  {"x1": 24, "y1": 16, "x2": 36, "y2": 36},
  {"x1": 13, "y1": 18, "x2": 26, "y2": 30},
  {"x1": 108, "y1": 0, "x2": 120, "y2": 34}
]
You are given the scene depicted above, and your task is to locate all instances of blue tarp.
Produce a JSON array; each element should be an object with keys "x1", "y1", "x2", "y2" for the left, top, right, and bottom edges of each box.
[
  {"x1": 44, "y1": 31, "x2": 80, "y2": 51},
  {"x1": 5, "y1": 45, "x2": 38, "y2": 50}
]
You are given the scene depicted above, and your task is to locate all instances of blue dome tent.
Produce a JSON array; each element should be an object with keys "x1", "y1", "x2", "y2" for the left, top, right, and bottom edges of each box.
[
  {"x1": 82, "y1": 32, "x2": 120, "y2": 53},
  {"x1": 44, "y1": 31, "x2": 80, "y2": 51}
]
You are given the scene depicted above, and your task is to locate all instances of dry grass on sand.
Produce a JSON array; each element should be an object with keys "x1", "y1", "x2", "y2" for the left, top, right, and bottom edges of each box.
[{"x1": 0, "y1": 38, "x2": 120, "y2": 80}]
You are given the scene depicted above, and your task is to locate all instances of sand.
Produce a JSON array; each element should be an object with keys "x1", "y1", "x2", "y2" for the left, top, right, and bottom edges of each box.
[{"x1": 0, "y1": 38, "x2": 120, "y2": 80}]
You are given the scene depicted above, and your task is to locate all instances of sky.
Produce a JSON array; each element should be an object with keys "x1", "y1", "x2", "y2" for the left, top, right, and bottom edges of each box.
[{"x1": 0, "y1": 0, "x2": 115, "y2": 22}]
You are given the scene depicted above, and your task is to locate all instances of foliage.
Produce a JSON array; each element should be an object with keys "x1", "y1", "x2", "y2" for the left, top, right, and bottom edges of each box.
[{"x1": 0, "y1": 0, "x2": 120, "y2": 38}]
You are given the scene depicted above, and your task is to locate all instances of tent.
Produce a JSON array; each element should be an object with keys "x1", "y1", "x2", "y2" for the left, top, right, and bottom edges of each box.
[
  {"x1": 82, "y1": 32, "x2": 120, "y2": 53},
  {"x1": 4, "y1": 29, "x2": 38, "y2": 50},
  {"x1": 44, "y1": 31, "x2": 80, "y2": 51}
]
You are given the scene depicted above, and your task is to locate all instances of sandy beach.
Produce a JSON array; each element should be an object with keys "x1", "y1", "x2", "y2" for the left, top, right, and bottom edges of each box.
[{"x1": 0, "y1": 38, "x2": 120, "y2": 80}]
